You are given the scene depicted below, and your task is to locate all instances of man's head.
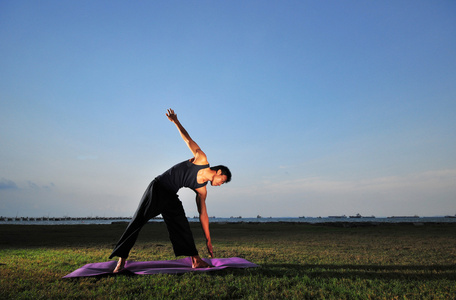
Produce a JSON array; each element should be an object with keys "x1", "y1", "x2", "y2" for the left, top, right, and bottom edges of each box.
[{"x1": 210, "y1": 165, "x2": 231, "y2": 186}]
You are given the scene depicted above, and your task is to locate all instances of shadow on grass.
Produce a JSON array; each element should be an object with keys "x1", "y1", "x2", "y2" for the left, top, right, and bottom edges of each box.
[{"x1": 253, "y1": 263, "x2": 456, "y2": 281}]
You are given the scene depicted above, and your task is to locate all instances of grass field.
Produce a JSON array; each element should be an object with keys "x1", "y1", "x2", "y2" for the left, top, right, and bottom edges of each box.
[{"x1": 1, "y1": 222, "x2": 455, "y2": 299}]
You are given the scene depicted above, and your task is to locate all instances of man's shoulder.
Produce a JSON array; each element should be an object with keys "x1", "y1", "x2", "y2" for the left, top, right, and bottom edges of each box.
[{"x1": 193, "y1": 150, "x2": 209, "y2": 165}]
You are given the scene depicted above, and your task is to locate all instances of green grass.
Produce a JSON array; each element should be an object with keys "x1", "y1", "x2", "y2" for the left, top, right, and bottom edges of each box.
[{"x1": 1, "y1": 222, "x2": 455, "y2": 299}]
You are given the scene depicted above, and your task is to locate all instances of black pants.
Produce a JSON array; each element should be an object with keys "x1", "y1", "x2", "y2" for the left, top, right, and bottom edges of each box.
[{"x1": 109, "y1": 179, "x2": 198, "y2": 259}]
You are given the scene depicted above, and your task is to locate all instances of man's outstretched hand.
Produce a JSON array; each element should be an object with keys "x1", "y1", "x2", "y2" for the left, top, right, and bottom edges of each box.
[{"x1": 166, "y1": 108, "x2": 178, "y2": 123}]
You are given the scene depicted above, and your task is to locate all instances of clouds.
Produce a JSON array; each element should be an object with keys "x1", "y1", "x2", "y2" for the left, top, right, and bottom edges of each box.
[
  {"x1": 0, "y1": 178, "x2": 18, "y2": 190},
  {"x1": 77, "y1": 155, "x2": 98, "y2": 161},
  {"x1": 26, "y1": 181, "x2": 56, "y2": 191},
  {"x1": 0, "y1": 178, "x2": 55, "y2": 191},
  {"x1": 0, "y1": 178, "x2": 131, "y2": 218},
  {"x1": 210, "y1": 169, "x2": 456, "y2": 218},
  {"x1": 0, "y1": 178, "x2": 57, "y2": 217},
  {"x1": 258, "y1": 169, "x2": 456, "y2": 196}
]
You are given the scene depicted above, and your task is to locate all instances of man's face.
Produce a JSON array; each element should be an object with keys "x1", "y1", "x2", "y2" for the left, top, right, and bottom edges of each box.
[{"x1": 211, "y1": 174, "x2": 227, "y2": 186}]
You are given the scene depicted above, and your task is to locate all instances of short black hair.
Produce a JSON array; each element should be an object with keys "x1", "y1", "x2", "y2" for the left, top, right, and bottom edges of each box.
[{"x1": 210, "y1": 165, "x2": 232, "y2": 183}]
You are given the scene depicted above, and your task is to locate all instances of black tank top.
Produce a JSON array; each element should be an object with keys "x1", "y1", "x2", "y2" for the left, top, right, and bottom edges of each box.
[{"x1": 156, "y1": 160, "x2": 209, "y2": 194}]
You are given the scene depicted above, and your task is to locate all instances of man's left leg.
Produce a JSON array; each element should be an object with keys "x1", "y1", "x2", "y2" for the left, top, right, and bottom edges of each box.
[{"x1": 161, "y1": 196, "x2": 211, "y2": 268}]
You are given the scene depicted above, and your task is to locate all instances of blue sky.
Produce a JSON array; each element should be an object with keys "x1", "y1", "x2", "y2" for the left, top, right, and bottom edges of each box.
[{"x1": 1, "y1": 0, "x2": 455, "y2": 218}]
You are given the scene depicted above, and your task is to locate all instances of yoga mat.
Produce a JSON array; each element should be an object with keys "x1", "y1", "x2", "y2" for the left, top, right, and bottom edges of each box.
[{"x1": 63, "y1": 257, "x2": 259, "y2": 278}]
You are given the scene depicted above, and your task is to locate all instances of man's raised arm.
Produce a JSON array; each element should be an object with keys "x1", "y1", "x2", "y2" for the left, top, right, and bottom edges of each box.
[{"x1": 166, "y1": 108, "x2": 204, "y2": 158}]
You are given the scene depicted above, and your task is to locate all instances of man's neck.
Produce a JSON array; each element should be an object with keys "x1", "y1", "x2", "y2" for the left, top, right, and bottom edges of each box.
[{"x1": 202, "y1": 168, "x2": 216, "y2": 183}]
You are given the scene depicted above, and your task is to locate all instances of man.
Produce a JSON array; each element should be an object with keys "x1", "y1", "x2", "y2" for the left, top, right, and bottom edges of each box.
[{"x1": 109, "y1": 108, "x2": 231, "y2": 273}]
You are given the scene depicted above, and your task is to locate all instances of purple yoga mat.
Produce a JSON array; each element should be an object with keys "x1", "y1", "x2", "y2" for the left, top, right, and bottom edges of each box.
[{"x1": 63, "y1": 257, "x2": 259, "y2": 278}]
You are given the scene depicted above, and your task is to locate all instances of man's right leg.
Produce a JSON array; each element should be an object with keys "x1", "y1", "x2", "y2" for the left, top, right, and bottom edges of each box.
[
  {"x1": 109, "y1": 180, "x2": 160, "y2": 270},
  {"x1": 109, "y1": 217, "x2": 148, "y2": 260}
]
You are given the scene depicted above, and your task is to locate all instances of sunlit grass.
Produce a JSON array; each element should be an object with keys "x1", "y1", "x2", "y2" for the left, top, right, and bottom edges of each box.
[{"x1": 1, "y1": 223, "x2": 455, "y2": 299}]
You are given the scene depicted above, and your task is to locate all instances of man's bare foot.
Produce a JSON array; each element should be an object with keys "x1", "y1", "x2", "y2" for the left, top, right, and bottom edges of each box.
[
  {"x1": 113, "y1": 257, "x2": 126, "y2": 273},
  {"x1": 191, "y1": 255, "x2": 212, "y2": 268}
]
